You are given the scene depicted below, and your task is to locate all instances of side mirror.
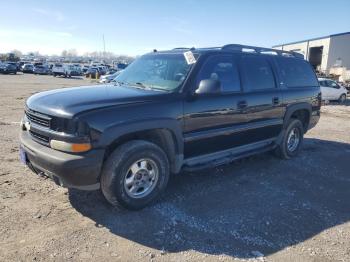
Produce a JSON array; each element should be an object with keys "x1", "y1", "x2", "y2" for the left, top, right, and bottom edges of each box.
[{"x1": 195, "y1": 79, "x2": 221, "y2": 95}]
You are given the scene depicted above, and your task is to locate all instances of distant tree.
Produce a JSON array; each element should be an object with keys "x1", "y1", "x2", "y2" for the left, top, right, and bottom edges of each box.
[
  {"x1": 67, "y1": 49, "x2": 78, "y2": 57},
  {"x1": 11, "y1": 49, "x2": 22, "y2": 58},
  {"x1": 61, "y1": 50, "x2": 68, "y2": 57},
  {"x1": 0, "y1": 53, "x2": 7, "y2": 61},
  {"x1": 7, "y1": 53, "x2": 20, "y2": 62}
]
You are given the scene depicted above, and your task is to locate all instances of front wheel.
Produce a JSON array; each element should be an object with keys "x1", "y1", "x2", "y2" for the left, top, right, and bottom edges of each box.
[
  {"x1": 274, "y1": 119, "x2": 304, "y2": 159},
  {"x1": 339, "y1": 94, "x2": 347, "y2": 103},
  {"x1": 101, "y1": 140, "x2": 170, "y2": 210}
]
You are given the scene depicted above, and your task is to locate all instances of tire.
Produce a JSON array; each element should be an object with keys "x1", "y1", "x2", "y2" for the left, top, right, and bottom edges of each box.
[
  {"x1": 53, "y1": 73, "x2": 56, "y2": 77},
  {"x1": 274, "y1": 119, "x2": 304, "y2": 159},
  {"x1": 101, "y1": 140, "x2": 170, "y2": 210},
  {"x1": 339, "y1": 94, "x2": 347, "y2": 103}
]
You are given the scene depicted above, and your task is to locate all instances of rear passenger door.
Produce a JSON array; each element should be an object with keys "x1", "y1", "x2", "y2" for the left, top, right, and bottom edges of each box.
[{"x1": 236, "y1": 54, "x2": 284, "y2": 142}]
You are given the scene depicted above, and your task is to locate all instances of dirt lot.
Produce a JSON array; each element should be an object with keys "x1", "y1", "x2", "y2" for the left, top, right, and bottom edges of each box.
[{"x1": 0, "y1": 73, "x2": 349, "y2": 262}]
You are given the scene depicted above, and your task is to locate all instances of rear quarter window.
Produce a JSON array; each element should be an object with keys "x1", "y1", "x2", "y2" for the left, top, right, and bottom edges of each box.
[{"x1": 276, "y1": 57, "x2": 318, "y2": 88}]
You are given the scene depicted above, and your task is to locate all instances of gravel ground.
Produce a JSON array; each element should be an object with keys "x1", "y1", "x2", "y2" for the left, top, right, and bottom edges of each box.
[{"x1": 0, "y1": 73, "x2": 349, "y2": 262}]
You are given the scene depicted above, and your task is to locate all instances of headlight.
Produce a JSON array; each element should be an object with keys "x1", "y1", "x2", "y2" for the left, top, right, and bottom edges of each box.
[{"x1": 50, "y1": 139, "x2": 91, "y2": 153}]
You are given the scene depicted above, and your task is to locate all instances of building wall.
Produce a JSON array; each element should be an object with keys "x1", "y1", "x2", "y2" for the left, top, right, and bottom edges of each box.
[
  {"x1": 274, "y1": 38, "x2": 331, "y2": 72},
  {"x1": 327, "y1": 34, "x2": 350, "y2": 70}
]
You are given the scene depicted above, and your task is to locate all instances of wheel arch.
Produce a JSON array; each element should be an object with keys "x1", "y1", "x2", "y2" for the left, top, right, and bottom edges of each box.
[
  {"x1": 99, "y1": 119, "x2": 184, "y2": 174},
  {"x1": 283, "y1": 103, "x2": 312, "y2": 133}
]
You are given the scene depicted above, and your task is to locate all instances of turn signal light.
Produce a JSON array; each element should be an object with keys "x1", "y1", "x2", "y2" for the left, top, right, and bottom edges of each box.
[{"x1": 50, "y1": 140, "x2": 91, "y2": 153}]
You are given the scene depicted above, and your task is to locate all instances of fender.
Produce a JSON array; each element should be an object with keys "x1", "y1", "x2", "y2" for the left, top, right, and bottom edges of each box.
[
  {"x1": 97, "y1": 118, "x2": 184, "y2": 173},
  {"x1": 283, "y1": 102, "x2": 312, "y2": 129}
]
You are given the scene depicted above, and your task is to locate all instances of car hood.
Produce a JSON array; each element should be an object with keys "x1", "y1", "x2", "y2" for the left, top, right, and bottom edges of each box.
[{"x1": 26, "y1": 84, "x2": 167, "y2": 118}]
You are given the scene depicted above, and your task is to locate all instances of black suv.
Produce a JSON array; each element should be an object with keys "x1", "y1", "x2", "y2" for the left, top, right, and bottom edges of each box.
[
  {"x1": 0, "y1": 63, "x2": 18, "y2": 74},
  {"x1": 20, "y1": 44, "x2": 321, "y2": 210}
]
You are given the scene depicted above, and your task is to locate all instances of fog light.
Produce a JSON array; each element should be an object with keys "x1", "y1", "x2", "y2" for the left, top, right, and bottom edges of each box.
[{"x1": 50, "y1": 140, "x2": 91, "y2": 153}]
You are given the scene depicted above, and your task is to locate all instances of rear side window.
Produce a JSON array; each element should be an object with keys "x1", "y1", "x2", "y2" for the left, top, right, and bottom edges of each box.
[
  {"x1": 197, "y1": 55, "x2": 241, "y2": 92},
  {"x1": 239, "y1": 55, "x2": 276, "y2": 90},
  {"x1": 276, "y1": 57, "x2": 318, "y2": 88}
]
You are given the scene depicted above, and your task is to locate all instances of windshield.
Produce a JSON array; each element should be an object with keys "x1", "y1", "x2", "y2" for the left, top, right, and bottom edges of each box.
[{"x1": 115, "y1": 53, "x2": 193, "y2": 91}]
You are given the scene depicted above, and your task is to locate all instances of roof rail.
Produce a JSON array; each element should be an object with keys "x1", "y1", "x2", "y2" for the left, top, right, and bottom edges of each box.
[
  {"x1": 221, "y1": 44, "x2": 304, "y2": 59},
  {"x1": 172, "y1": 47, "x2": 196, "y2": 51}
]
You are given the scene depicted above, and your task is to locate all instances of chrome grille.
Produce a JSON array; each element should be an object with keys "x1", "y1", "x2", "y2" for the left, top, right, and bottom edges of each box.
[
  {"x1": 26, "y1": 110, "x2": 51, "y2": 128},
  {"x1": 29, "y1": 130, "x2": 50, "y2": 144}
]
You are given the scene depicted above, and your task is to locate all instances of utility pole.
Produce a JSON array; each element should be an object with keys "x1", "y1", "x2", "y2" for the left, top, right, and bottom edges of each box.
[{"x1": 102, "y1": 34, "x2": 106, "y2": 60}]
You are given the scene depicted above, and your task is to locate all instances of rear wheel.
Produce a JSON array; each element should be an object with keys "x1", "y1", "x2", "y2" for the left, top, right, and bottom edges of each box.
[
  {"x1": 274, "y1": 119, "x2": 304, "y2": 159},
  {"x1": 339, "y1": 94, "x2": 347, "y2": 103},
  {"x1": 101, "y1": 140, "x2": 170, "y2": 210}
]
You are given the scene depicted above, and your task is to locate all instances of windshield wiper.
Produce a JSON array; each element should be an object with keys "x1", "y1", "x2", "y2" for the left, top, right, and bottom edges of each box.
[
  {"x1": 114, "y1": 80, "x2": 127, "y2": 86},
  {"x1": 128, "y1": 82, "x2": 152, "y2": 90},
  {"x1": 134, "y1": 82, "x2": 149, "y2": 89}
]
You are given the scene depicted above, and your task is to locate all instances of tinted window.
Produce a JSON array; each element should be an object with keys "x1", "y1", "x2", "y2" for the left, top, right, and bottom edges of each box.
[
  {"x1": 240, "y1": 55, "x2": 275, "y2": 90},
  {"x1": 197, "y1": 55, "x2": 240, "y2": 92},
  {"x1": 276, "y1": 57, "x2": 318, "y2": 87}
]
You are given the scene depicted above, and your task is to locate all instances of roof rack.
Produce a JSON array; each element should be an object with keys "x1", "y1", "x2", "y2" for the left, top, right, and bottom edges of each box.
[
  {"x1": 172, "y1": 47, "x2": 196, "y2": 51},
  {"x1": 221, "y1": 44, "x2": 304, "y2": 59}
]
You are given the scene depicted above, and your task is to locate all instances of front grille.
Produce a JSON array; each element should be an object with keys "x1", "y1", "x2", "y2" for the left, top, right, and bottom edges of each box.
[
  {"x1": 29, "y1": 130, "x2": 50, "y2": 144},
  {"x1": 26, "y1": 110, "x2": 51, "y2": 128}
]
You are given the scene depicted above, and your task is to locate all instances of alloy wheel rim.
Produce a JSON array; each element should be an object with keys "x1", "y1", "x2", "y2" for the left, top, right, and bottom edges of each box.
[
  {"x1": 123, "y1": 158, "x2": 159, "y2": 198},
  {"x1": 287, "y1": 127, "x2": 300, "y2": 152}
]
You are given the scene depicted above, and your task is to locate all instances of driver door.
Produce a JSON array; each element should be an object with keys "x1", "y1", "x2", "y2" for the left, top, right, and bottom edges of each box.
[{"x1": 183, "y1": 54, "x2": 246, "y2": 158}]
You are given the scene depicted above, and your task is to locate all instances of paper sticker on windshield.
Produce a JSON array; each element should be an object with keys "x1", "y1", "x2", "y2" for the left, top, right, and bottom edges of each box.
[{"x1": 184, "y1": 51, "x2": 196, "y2": 64}]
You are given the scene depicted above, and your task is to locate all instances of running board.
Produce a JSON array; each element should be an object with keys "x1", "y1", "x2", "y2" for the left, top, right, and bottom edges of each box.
[{"x1": 182, "y1": 138, "x2": 276, "y2": 172}]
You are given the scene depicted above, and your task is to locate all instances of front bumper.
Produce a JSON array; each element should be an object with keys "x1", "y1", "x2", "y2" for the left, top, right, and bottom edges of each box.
[{"x1": 20, "y1": 130, "x2": 105, "y2": 190}]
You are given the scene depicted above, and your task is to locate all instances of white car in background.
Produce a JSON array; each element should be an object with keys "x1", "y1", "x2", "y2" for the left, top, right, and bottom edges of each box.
[
  {"x1": 318, "y1": 78, "x2": 348, "y2": 103},
  {"x1": 99, "y1": 70, "x2": 123, "y2": 83}
]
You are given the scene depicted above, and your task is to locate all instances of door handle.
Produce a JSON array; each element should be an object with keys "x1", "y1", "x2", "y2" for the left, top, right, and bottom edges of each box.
[
  {"x1": 237, "y1": 100, "x2": 248, "y2": 109},
  {"x1": 272, "y1": 97, "x2": 279, "y2": 105}
]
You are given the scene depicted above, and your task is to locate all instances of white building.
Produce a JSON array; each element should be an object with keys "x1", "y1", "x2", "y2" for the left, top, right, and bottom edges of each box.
[{"x1": 273, "y1": 32, "x2": 350, "y2": 74}]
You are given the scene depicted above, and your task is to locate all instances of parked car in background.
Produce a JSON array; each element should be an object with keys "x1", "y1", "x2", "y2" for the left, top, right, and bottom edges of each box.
[
  {"x1": 97, "y1": 66, "x2": 107, "y2": 75},
  {"x1": 318, "y1": 78, "x2": 348, "y2": 103},
  {"x1": 72, "y1": 64, "x2": 82, "y2": 74},
  {"x1": 64, "y1": 64, "x2": 82, "y2": 77},
  {"x1": 85, "y1": 67, "x2": 100, "y2": 78},
  {"x1": 82, "y1": 65, "x2": 90, "y2": 73},
  {"x1": 344, "y1": 82, "x2": 350, "y2": 92},
  {"x1": 52, "y1": 64, "x2": 82, "y2": 77},
  {"x1": 22, "y1": 64, "x2": 34, "y2": 73},
  {"x1": 106, "y1": 68, "x2": 118, "y2": 75},
  {"x1": 0, "y1": 63, "x2": 17, "y2": 74},
  {"x1": 33, "y1": 65, "x2": 51, "y2": 75},
  {"x1": 99, "y1": 70, "x2": 123, "y2": 83},
  {"x1": 52, "y1": 63, "x2": 65, "y2": 77},
  {"x1": 116, "y1": 63, "x2": 128, "y2": 70},
  {"x1": 18, "y1": 61, "x2": 25, "y2": 71}
]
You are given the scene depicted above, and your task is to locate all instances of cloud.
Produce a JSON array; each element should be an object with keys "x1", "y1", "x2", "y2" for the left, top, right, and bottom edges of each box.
[{"x1": 32, "y1": 7, "x2": 65, "y2": 22}]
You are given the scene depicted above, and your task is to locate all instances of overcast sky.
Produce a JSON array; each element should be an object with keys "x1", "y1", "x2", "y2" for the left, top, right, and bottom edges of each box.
[{"x1": 0, "y1": 0, "x2": 349, "y2": 56}]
